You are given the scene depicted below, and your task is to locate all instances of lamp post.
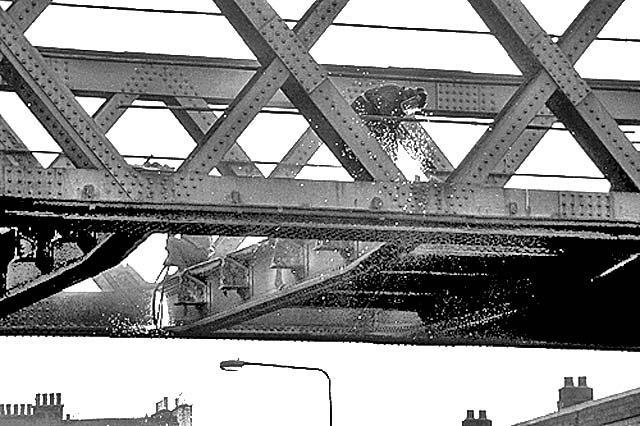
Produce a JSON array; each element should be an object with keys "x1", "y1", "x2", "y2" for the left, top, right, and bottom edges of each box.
[{"x1": 220, "y1": 360, "x2": 333, "y2": 426}]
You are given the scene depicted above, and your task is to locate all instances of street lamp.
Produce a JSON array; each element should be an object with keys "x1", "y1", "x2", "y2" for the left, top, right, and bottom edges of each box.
[{"x1": 220, "y1": 360, "x2": 333, "y2": 426}]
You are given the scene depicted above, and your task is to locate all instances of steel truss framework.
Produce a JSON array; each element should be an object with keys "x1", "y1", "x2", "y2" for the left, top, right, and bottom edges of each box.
[{"x1": 1, "y1": 0, "x2": 640, "y2": 345}]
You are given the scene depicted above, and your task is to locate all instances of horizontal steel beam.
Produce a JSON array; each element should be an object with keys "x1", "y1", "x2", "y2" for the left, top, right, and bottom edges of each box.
[
  {"x1": 3, "y1": 167, "x2": 640, "y2": 241},
  {"x1": 1, "y1": 47, "x2": 639, "y2": 123}
]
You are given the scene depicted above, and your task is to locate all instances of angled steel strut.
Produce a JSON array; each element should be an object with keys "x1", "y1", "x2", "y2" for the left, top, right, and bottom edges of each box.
[{"x1": 450, "y1": 0, "x2": 640, "y2": 192}]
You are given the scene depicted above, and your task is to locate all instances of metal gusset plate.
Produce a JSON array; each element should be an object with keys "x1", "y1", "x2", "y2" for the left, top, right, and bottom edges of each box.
[{"x1": 451, "y1": 0, "x2": 640, "y2": 191}]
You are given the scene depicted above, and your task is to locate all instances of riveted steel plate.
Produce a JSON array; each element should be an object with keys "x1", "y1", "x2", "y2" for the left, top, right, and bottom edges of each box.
[
  {"x1": 4, "y1": 167, "x2": 64, "y2": 198},
  {"x1": 437, "y1": 83, "x2": 480, "y2": 113},
  {"x1": 559, "y1": 192, "x2": 612, "y2": 220},
  {"x1": 260, "y1": 16, "x2": 326, "y2": 94},
  {"x1": 529, "y1": 33, "x2": 590, "y2": 105}
]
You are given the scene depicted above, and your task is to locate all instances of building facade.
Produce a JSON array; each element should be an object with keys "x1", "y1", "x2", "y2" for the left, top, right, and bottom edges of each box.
[
  {"x1": 0, "y1": 394, "x2": 191, "y2": 426},
  {"x1": 466, "y1": 377, "x2": 640, "y2": 426}
]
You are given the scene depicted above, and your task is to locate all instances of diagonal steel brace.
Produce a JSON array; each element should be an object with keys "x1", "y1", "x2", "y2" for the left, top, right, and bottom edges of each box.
[
  {"x1": 184, "y1": 0, "x2": 404, "y2": 182},
  {"x1": 454, "y1": 0, "x2": 640, "y2": 191}
]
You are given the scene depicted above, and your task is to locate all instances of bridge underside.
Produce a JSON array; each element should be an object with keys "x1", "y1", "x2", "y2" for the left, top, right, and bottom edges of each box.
[
  {"x1": 159, "y1": 235, "x2": 638, "y2": 348},
  {"x1": 1, "y1": 0, "x2": 640, "y2": 348}
]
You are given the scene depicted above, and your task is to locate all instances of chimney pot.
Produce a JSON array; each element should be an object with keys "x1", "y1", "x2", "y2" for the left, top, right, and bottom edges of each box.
[
  {"x1": 67, "y1": 414, "x2": 71, "y2": 420},
  {"x1": 42, "y1": 394, "x2": 48, "y2": 406},
  {"x1": 20, "y1": 404, "x2": 25, "y2": 415},
  {"x1": 35, "y1": 394, "x2": 41, "y2": 407},
  {"x1": 1, "y1": 405, "x2": 5, "y2": 416},
  {"x1": 13, "y1": 405, "x2": 18, "y2": 416},
  {"x1": 559, "y1": 376, "x2": 593, "y2": 410},
  {"x1": 56, "y1": 393, "x2": 62, "y2": 406},
  {"x1": 28, "y1": 405, "x2": 33, "y2": 415},
  {"x1": 49, "y1": 394, "x2": 54, "y2": 406},
  {"x1": 463, "y1": 409, "x2": 491, "y2": 426},
  {"x1": 163, "y1": 397, "x2": 168, "y2": 409},
  {"x1": 175, "y1": 398, "x2": 180, "y2": 408}
]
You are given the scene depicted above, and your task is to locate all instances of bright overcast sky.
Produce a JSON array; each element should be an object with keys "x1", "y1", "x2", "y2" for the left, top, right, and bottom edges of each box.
[
  {"x1": 2, "y1": 1, "x2": 640, "y2": 426},
  {"x1": 2, "y1": 338, "x2": 640, "y2": 426}
]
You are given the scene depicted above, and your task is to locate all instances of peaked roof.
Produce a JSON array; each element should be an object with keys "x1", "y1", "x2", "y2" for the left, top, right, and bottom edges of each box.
[{"x1": 514, "y1": 386, "x2": 640, "y2": 426}]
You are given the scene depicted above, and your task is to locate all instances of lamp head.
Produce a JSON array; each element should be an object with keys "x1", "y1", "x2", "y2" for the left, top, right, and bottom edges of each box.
[{"x1": 220, "y1": 360, "x2": 246, "y2": 371}]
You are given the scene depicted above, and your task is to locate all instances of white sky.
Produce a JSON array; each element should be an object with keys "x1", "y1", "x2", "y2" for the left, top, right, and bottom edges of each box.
[
  {"x1": 2, "y1": 2, "x2": 640, "y2": 425},
  {"x1": 1, "y1": 338, "x2": 640, "y2": 426}
]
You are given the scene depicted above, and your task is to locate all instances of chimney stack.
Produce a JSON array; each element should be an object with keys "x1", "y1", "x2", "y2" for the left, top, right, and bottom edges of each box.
[
  {"x1": 558, "y1": 376, "x2": 593, "y2": 410},
  {"x1": 156, "y1": 398, "x2": 169, "y2": 413},
  {"x1": 463, "y1": 410, "x2": 492, "y2": 426}
]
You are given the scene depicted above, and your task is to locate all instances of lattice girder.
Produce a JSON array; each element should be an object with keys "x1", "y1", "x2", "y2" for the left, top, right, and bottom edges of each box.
[
  {"x1": 452, "y1": 0, "x2": 640, "y2": 191},
  {"x1": 0, "y1": 4, "x2": 139, "y2": 197},
  {"x1": 198, "y1": 0, "x2": 404, "y2": 182},
  {"x1": 5, "y1": 0, "x2": 640, "y2": 332},
  {"x1": 178, "y1": 0, "x2": 350, "y2": 178}
]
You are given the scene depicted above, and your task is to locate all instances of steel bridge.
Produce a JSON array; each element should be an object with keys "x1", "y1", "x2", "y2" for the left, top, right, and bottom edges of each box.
[{"x1": 1, "y1": 0, "x2": 640, "y2": 347}]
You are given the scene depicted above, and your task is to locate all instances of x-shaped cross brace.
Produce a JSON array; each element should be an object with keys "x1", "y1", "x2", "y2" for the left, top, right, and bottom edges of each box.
[
  {"x1": 0, "y1": 0, "x2": 49, "y2": 168},
  {"x1": 0, "y1": 0, "x2": 139, "y2": 197},
  {"x1": 448, "y1": 0, "x2": 640, "y2": 192},
  {"x1": 178, "y1": 0, "x2": 404, "y2": 182}
]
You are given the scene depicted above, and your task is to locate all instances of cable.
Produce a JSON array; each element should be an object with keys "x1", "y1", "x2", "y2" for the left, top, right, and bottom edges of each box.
[
  {"x1": 503, "y1": 172, "x2": 605, "y2": 181},
  {"x1": 120, "y1": 104, "x2": 300, "y2": 116},
  {"x1": 0, "y1": 149, "x2": 344, "y2": 169},
  {"x1": 49, "y1": 2, "x2": 224, "y2": 17},
  {"x1": 6, "y1": 1, "x2": 638, "y2": 44},
  {"x1": 1, "y1": 148, "x2": 615, "y2": 180},
  {"x1": 361, "y1": 114, "x2": 638, "y2": 134},
  {"x1": 114, "y1": 104, "x2": 638, "y2": 134}
]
